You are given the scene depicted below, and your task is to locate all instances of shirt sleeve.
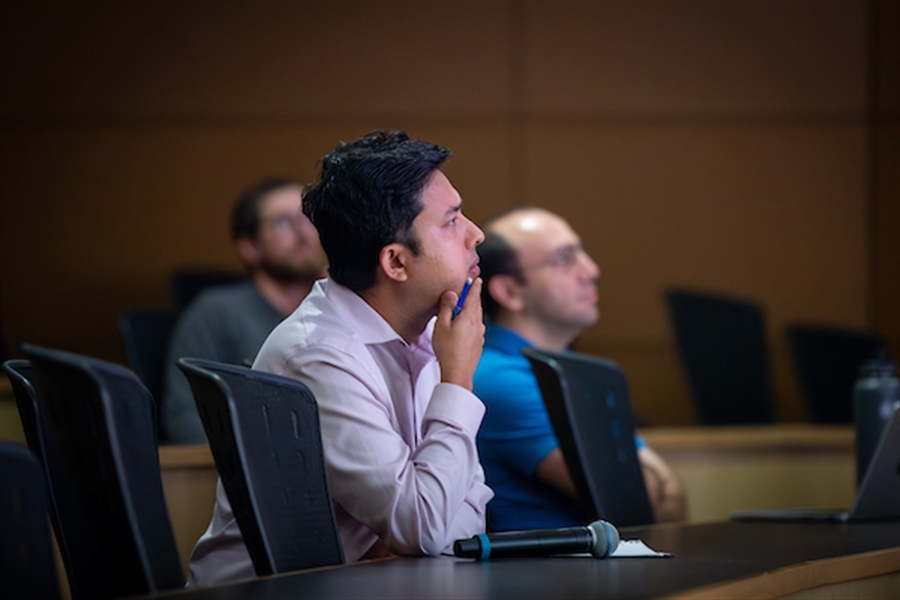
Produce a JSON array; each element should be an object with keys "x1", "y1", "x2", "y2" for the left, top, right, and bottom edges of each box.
[
  {"x1": 279, "y1": 345, "x2": 491, "y2": 558},
  {"x1": 187, "y1": 480, "x2": 255, "y2": 586}
]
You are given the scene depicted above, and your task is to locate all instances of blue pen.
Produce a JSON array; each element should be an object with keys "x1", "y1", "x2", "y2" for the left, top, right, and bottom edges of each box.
[{"x1": 452, "y1": 278, "x2": 473, "y2": 320}]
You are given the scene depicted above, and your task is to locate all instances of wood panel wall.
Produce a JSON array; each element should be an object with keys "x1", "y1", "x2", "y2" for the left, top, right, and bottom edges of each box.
[{"x1": 2, "y1": 0, "x2": 897, "y2": 425}]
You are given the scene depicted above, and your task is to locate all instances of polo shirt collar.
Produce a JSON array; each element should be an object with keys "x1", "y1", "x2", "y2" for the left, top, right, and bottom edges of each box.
[{"x1": 485, "y1": 323, "x2": 534, "y2": 356}]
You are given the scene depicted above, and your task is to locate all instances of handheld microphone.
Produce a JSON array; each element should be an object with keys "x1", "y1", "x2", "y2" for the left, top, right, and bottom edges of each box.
[{"x1": 453, "y1": 519, "x2": 620, "y2": 560}]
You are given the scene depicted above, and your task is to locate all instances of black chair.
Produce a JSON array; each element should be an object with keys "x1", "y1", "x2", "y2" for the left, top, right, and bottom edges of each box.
[
  {"x1": 171, "y1": 268, "x2": 244, "y2": 309},
  {"x1": 786, "y1": 324, "x2": 890, "y2": 424},
  {"x1": 1, "y1": 359, "x2": 90, "y2": 599},
  {"x1": 22, "y1": 344, "x2": 184, "y2": 598},
  {"x1": 177, "y1": 357, "x2": 344, "y2": 576},
  {"x1": 0, "y1": 442, "x2": 61, "y2": 600},
  {"x1": 664, "y1": 289, "x2": 775, "y2": 424},
  {"x1": 120, "y1": 308, "x2": 180, "y2": 401},
  {"x1": 2, "y1": 360, "x2": 45, "y2": 464},
  {"x1": 521, "y1": 348, "x2": 655, "y2": 527}
]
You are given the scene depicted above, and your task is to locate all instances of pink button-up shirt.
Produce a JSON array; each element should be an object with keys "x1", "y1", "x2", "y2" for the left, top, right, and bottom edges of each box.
[{"x1": 187, "y1": 279, "x2": 492, "y2": 586}]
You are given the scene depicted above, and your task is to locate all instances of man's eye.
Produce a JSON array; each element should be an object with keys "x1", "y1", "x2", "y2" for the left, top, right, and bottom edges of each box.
[{"x1": 556, "y1": 247, "x2": 580, "y2": 267}]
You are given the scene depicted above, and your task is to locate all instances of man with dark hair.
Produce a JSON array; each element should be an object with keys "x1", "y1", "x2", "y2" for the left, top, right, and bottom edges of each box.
[
  {"x1": 161, "y1": 178, "x2": 327, "y2": 443},
  {"x1": 188, "y1": 132, "x2": 491, "y2": 586},
  {"x1": 474, "y1": 207, "x2": 686, "y2": 531}
]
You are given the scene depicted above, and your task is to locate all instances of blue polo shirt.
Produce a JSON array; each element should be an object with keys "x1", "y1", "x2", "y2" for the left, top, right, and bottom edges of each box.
[{"x1": 474, "y1": 324, "x2": 644, "y2": 531}]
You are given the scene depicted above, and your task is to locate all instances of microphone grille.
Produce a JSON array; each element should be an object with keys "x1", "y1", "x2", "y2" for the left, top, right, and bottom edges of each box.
[{"x1": 587, "y1": 519, "x2": 620, "y2": 558}]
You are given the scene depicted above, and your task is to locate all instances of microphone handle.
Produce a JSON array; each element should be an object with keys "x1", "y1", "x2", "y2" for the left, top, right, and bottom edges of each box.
[{"x1": 455, "y1": 526, "x2": 594, "y2": 559}]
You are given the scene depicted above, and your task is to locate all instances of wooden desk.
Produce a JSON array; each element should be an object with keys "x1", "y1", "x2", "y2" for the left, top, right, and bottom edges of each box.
[
  {"x1": 154, "y1": 426, "x2": 857, "y2": 578},
  {"x1": 0, "y1": 381, "x2": 867, "y2": 586},
  {"x1": 144, "y1": 521, "x2": 899, "y2": 599},
  {"x1": 159, "y1": 445, "x2": 218, "y2": 578},
  {"x1": 0, "y1": 377, "x2": 25, "y2": 442},
  {"x1": 641, "y1": 425, "x2": 855, "y2": 522}
]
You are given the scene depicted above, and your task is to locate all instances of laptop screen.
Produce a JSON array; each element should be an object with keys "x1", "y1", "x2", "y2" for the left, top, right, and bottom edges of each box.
[{"x1": 851, "y1": 403, "x2": 900, "y2": 520}]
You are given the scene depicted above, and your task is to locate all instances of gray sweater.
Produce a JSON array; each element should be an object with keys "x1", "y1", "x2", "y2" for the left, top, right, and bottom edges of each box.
[{"x1": 161, "y1": 281, "x2": 284, "y2": 443}]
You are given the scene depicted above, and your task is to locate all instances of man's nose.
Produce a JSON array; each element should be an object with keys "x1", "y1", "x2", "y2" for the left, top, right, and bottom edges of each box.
[
  {"x1": 582, "y1": 253, "x2": 600, "y2": 280},
  {"x1": 469, "y1": 219, "x2": 485, "y2": 247}
]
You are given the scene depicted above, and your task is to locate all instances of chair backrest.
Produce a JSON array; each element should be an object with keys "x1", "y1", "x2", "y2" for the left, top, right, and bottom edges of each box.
[
  {"x1": 177, "y1": 357, "x2": 344, "y2": 575},
  {"x1": 521, "y1": 348, "x2": 655, "y2": 527},
  {"x1": 22, "y1": 344, "x2": 184, "y2": 598},
  {"x1": 664, "y1": 289, "x2": 775, "y2": 424},
  {"x1": 786, "y1": 324, "x2": 890, "y2": 424},
  {"x1": 2, "y1": 360, "x2": 44, "y2": 462},
  {"x1": 171, "y1": 268, "x2": 245, "y2": 309},
  {"x1": 119, "y1": 308, "x2": 180, "y2": 401},
  {"x1": 1, "y1": 359, "x2": 90, "y2": 598},
  {"x1": 0, "y1": 442, "x2": 61, "y2": 600}
]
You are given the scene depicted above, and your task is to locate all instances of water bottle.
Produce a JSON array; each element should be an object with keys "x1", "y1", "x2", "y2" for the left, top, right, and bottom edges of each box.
[{"x1": 853, "y1": 357, "x2": 900, "y2": 486}]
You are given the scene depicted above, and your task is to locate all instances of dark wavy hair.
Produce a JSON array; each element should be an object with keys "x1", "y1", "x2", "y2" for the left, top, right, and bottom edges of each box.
[{"x1": 302, "y1": 131, "x2": 451, "y2": 292}]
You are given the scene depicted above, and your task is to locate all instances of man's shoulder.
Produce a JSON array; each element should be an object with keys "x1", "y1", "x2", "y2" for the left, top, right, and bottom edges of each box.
[
  {"x1": 261, "y1": 287, "x2": 364, "y2": 361},
  {"x1": 166, "y1": 281, "x2": 278, "y2": 360},
  {"x1": 176, "y1": 281, "x2": 277, "y2": 332},
  {"x1": 477, "y1": 338, "x2": 530, "y2": 376},
  {"x1": 474, "y1": 347, "x2": 535, "y2": 401},
  {"x1": 475, "y1": 328, "x2": 546, "y2": 416},
  {"x1": 189, "y1": 281, "x2": 256, "y2": 309}
]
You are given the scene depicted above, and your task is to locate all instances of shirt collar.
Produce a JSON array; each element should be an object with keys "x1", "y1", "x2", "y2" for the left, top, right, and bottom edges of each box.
[
  {"x1": 322, "y1": 278, "x2": 435, "y2": 354},
  {"x1": 484, "y1": 323, "x2": 534, "y2": 356}
]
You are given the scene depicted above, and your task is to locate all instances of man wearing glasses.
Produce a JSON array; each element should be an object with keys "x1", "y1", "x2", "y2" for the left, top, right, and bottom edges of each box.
[
  {"x1": 162, "y1": 178, "x2": 328, "y2": 443},
  {"x1": 474, "y1": 207, "x2": 686, "y2": 531}
]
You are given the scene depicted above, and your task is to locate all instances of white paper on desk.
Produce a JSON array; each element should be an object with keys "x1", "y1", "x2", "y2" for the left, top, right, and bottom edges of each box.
[{"x1": 610, "y1": 539, "x2": 671, "y2": 558}]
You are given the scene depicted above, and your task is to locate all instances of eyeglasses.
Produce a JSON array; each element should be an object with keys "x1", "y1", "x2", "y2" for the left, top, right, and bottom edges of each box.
[
  {"x1": 522, "y1": 244, "x2": 589, "y2": 271},
  {"x1": 260, "y1": 213, "x2": 310, "y2": 232}
]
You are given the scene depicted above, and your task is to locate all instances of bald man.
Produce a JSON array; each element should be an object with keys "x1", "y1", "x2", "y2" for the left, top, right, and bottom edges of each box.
[{"x1": 473, "y1": 207, "x2": 686, "y2": 531}]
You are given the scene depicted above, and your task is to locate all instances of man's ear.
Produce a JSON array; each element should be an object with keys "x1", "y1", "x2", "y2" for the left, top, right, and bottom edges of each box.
[
  {"x1": 235, "y1": 236, "x2": 261, "y2": 268},
  {"x1": 378, "y1": 243, "x2": 410, "y2": 283},
  {"x1": 487, "y1": 274, "x2": 526, "y2": 313}
]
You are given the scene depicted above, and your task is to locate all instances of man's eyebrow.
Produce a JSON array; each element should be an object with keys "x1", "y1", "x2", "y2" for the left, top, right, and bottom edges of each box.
[{"x1": 445, "y1": 202, "x2": 462, "y2": 217}]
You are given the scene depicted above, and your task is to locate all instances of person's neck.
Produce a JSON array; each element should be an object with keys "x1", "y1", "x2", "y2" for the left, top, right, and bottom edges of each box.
[
  {"x1": 494, "y1": 314, "x2": 578, "y2": 352},
  {"x1": 251, "y1": 272, "x2": 318, "y2": 317},
  {"x1": 360, "y1": 283, "x2": 432, "y2": 345}
]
